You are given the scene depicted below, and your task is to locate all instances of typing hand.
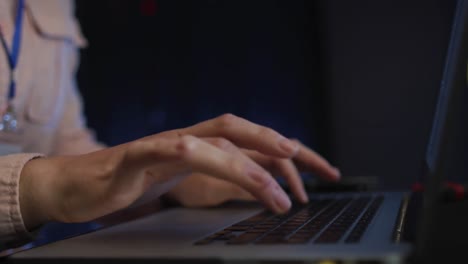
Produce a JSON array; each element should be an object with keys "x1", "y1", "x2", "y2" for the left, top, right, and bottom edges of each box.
[
  {"x1": 165, "y1": 141, "x2": 340, "y2": 208},
  {"x1": 19, "y1": 114, "x2": 339, "y2": 230}
]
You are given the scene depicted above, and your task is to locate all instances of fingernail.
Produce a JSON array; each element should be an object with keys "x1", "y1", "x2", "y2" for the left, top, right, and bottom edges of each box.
[
  {"x1": 274, "y1": 185, "x2": 291, "y2": 213},
  {"x1": 278, "y1": 137, "x2": 299, "y2": 156}
]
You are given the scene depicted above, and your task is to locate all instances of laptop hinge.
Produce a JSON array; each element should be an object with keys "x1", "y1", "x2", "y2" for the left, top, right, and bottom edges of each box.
[
  {"x1": 393, "y1": 192, "x2": 422, "y2": 243},
  {"x1": 393, "y1": 194, "x2": 410, "y2": 243}
]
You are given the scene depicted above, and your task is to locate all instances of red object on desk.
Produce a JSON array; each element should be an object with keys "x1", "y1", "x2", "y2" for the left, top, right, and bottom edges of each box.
[
  {"x1": 411, "y1": 182, "x2": 425, "y2": 193},
  {"x1": 445, "y1": 181, "x2": 465, "y2": 201},
  {"x1": 140, "y1": 0, "x2": 158, "y2": 17},
  {"x1": 411, "y1": 181, "x2": 466, "y2": 202}
]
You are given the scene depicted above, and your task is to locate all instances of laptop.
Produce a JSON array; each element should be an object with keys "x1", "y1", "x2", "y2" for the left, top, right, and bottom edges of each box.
[{"x1": 4, "y1": 0, "x2": 468, "y2": 262}]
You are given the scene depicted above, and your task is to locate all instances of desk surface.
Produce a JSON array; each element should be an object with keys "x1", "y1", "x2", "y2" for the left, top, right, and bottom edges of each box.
[{"x1": 0, "y1": 198, "x2": 166, "y2": 258}]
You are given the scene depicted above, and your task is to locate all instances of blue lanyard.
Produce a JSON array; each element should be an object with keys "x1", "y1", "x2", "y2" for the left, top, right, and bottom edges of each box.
[{"x1": 0, "y1": 0, "x2": 25, "y2": 101}]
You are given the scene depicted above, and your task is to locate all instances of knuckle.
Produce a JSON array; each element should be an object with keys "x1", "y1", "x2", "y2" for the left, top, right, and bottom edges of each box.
[
  {"x1": 215, "y1": 113, "x2": 239, "y2": 131},
  {"x1": 175, "y1": 135, "x2": 198, "y2": 159},
  {"x1": 100, "y1": 161, "x2": 117, "y2": 180}
]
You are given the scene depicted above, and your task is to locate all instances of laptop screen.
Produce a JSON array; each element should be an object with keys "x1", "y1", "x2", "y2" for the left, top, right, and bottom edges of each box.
[
  {"x1": 416, "y1": 0, "x2": 468, "y2": 259},
  {"x1": 424, "y1": 0, "x2": 467, "y2": 189}
]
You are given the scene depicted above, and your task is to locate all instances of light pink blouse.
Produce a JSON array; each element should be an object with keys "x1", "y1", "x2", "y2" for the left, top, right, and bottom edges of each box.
[{"x1": 0, "y1": 0, "x2": 104, "y2": 247}]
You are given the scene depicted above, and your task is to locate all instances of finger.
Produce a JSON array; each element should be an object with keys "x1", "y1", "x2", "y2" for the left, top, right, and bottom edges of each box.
[
  {"x1": 173, "y1": 135, "x2": 291, "y2": 213},
  {"x1": 134, "y1": 135, "x2": 291, "y2": 213},
  {"x1": 202, "y1": 137, "x2": 243, "y2": 155},
  {"x1": 190, "y1": 175, "x2": 257, "y2": 205},
  {"x1": 175, "y1": 114, "x2": 300, "y2": 158},
  {"x1": 203, "y1": 137, "x2": 268, "y2": 167},
  {"x1": 225, "y1": 182, "x2": 256, "y2": 202},
  {"x1": 168, "y1": 174, "x2": 256, "y2": 208},
  {"x1": 242, "y1": 150, "x2": 308, "y2": 203},
  {"x1": 241, "y1": 149, "x2": 274, "y2": 169},
  {"x1": 202, "y1": 137, "x2": 290, "y2": 205},
  {"x1": 274, "y1": 159, "x2": 308, "y2": 203},
  {"x1": 292, "y1": 139, "x2": 341, "y2": 182},
  {"x1": 205, "y1": 139, "x2": 303, "y2": 204}
]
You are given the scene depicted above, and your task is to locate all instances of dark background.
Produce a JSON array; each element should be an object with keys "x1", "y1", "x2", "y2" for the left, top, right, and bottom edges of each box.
[
  {"x1": 76, "y1": 0, "x2": 324, "y2": 153},
  {"x1": 75, "y1": 0, "x2": 465, "y2": 189}
]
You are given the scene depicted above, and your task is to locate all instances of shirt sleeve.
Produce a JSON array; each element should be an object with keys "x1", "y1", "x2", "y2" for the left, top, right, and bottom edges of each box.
[{"x1": 0, "y1": 153, "x2": 44, "y2": 249}]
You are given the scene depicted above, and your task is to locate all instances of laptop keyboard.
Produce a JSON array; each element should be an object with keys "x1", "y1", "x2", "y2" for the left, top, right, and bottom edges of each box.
[{"x1": 194, "y1": 195, "x2": 384, "y2": 245}]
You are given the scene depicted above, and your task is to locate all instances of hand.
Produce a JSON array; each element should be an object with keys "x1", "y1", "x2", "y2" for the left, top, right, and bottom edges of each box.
[
  {"x1": 19, "y1": 114, "x2": 330, "y2": 230},
  {"x1": 165, "y1": 140, "x2": 340, "y2": 208}
]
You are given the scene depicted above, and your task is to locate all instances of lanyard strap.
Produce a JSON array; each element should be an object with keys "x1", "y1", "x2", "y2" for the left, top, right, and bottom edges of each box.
[{"x1": 0, "y1": 0, "x2": 25, "y2": 100}]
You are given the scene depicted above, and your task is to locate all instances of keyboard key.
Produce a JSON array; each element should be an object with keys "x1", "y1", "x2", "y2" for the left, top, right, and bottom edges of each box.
[
  {"x1": 254, "y1": 200, "x2": 332, "y2": 244},
  {"x1": 286, "y1": 198, "x2": 351, "y2": 243},
  {"x1": 315, "y1": 197, "x2": 371, "y2": 243},
  {"x1": 194, "y1": 196, "x2": 383, "y2": 246},
  {"x1": 345, "y1": 196, "x2": 384, "y2": 243},
  {"x1": 226, "y1": 233, "x2": 263, "y2": 244}
]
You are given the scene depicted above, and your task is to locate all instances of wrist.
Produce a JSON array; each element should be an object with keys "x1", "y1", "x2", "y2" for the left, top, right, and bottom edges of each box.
[{"x1": 19, "y1": 157, "x2": 59, "y2": 230}]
